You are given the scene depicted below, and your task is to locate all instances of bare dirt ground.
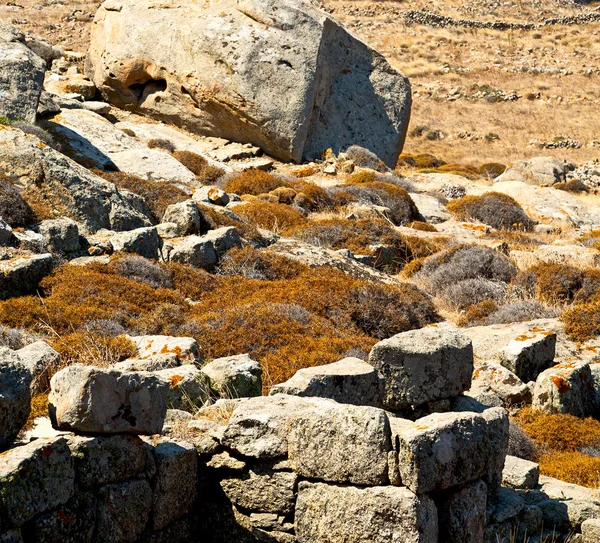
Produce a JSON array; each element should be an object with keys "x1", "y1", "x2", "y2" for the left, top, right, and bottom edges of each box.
[{"x1": 4, "y1": 0, "x2": 600, "y2": 166}]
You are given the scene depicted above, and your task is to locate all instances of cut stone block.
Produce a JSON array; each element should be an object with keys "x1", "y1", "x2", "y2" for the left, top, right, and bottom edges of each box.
[
  {"x1": 369, "y1": 325, "x2": 473, "y2": 409},
  {"x1": 295, "y1": 482, "x2": 438, "y2": 543},
  {"x1": 201, "y1": 354, "x2": 262, "y2": 399},
  {"x1": 0, "y1": 348, "x2": 32, "y2": 450},
  {"x1": 49, "y1": 366, "x2": 169, "y2": 435},
  {"x1": 499, "y1": 331, "x2": 556, "y2": 383},
  {"x1": 269, "y1": 357, "x2": 381, "y2": 407},
  {"x1": 391, "y1": 407, "x2": 509, "y2": 494},
  {"x1": 470, "y1": 360, "x2": 531, "y2": 407},
  {"x1": 502, "y1": 455, "x2": 540, "y2": 490},
  {"x1": 437, "y1": 479, "x2": 487, "y2": 543}
]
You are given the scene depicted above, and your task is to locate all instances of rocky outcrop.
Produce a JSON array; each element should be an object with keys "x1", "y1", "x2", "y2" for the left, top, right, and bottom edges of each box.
[
  {"x1": 0, "y1": 22, "x2": 46, "y2": 123},
  {"x1": 86, "y1": 0, "x2": 411, "y2": 167},
  {"x1": 0, "y1": 348, "x2": 32, "y2": 450}
]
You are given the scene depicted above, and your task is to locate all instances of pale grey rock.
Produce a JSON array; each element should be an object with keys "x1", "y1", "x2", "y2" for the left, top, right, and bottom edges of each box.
[
  {"x1": 96, "y1": 479, "x2": 152, "y2": 542},
  {"x1": 36, "y1": 218, "x2": 80, "y2": 254},
  {"x1": 169, "y1": 235, "x2": 217, "y2": 269},
  {"x1": 155, "y1": 222, "x2": 181, "y2": 239},
  {"x1": 162, "y1": 200, "x2": 202, "y2": 236},
  {"x1": 532, "y1": 361, "x2": 595, "y2": 417},
  {"x1": 202, "y1": 226, "x2": 242, "y2": 258},
  {"x1": 495, "y1": 157, "x2": 572, "y2": 187},
  {"x1": 287, "y1": 399, "x2": 391, "y2": 485},
  {"x1": 368, "y1": 325, "x2": 473, "y2": 409},
  {"x1": 295, "y1": 482, "x2": 438, "y2": 543},
  {"x1": 0, "y1": 219, "x2": 14, "y2": 247},
  {"x1": 437, "y1": 479, "x2": 487, "y2": 543},
  {"x1": 201, "y1": 354, "x2": 262, "y2": 399},
  {"x1": 110, "y1": 226, "x2": 160, "y2": 259},
  {"x1": 0, "y1": 437, "x2": 74, "y2": 528},
  {"x1": 269, "y1": 357, "x2": 381, "y2": 407},
  {"x1": 391, "y1": 407, "x2": 509, "y2": 494},
  {"x1": 516, "y1": 505, "x2": 543, "y2": 542},
  {"x1": 582, "y1": 519, "x2": 600, "y2": 543},
  {"x1": 67, "y1": 434, "x2": 150, "y2": 487},
  {"x1": 49, "y1": 366, "x2": 169, "y2": 435},
  {"x1": 0, "y1": 348, "x2": 32, "y2": 450},
  {"x1": 43, "y1": 108, "x2": 196, "y2": 183},
  {"x1": 45, "y1": 74, "x2": 96, "y2": 100},
  {"x1": 0, "y1": 23, "x2": 45, "y2": 123},
  {"x1": 0, "y1": 127, "x2": 153, "y2": 233},
  {"x1": 488, "y1": 487, "x2": 525, "y2": 524},
  {"x1": 87, "y1": 0, "x2": 411, "y2": 167},
  {"x1": 12, "y1": 231, "x2": 48, "y2": 254},
  {"x1": 502, "y1": 455, "x2": 540, "y2": 490},
  {"x1": 15, "y1": 340, "x2": 59, "y2": 393},
  {"x1": 154, "y1": 365, "x2": 211, "y2": 411},
  {"x1": 128, "y1": 334, "x2": 203, "y2": 366},
  {"x1": 499, "y1": 331, "x2": 556, "y2": 383},
  {"x1": 206, "y1": 450, "x2": 246, "y2": 471},
  {"x1": 220, "y1": 465, "x2": 298, "y2": 515},
  {"x1": 536, "y1": 475, "x2": 600, "y2": 532},
  {"x1": 151, "y1": 439, "x2": 198, "y2": 531},
  {"x1": 194, "y1": 187, "x2": 230, "y2": 207},
  {"x1": 470, "y1": 361, "x2": 531, "y2": 407},
  {"x1": 82, "y1": 101, "x2": 111, "y2": 114},
  {"x1": 409, "y1": 192, "x2": 451, "y2": 224}
]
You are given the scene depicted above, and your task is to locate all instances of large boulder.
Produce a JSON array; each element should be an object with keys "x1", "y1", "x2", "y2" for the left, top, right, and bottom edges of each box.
[
  {"x1": 0, "y1": 127, "x2": 153, "y2": 234},
  {"x1": 0, "y1": 254, "x2": 54, "y2": 300},
  {"x1": 495, "y1": 157, "x2": 572, "y2": 187},
  {"x1": 49, "y1": 366, "x2": 169, "y2": 434},
  {"x1": 201, "y1": 354, "x2": 262, "y2": 399},
  {"x1": 0, "y1": 22, "x2": 46, "y2": 123},
  {"x1": 498, "y1": 330, "x2": 556, "y2": 383},
  {"x1": 368, "y1": 325, "x2": 473, "y2": 410},
  {"x1": 0, "y1": 348, "x2": 32, "y2": 450},
  {"x1": 295, "y1": 482, "x2": 438, "y2": 543},
  {"x1": 86, "y1": 0, "x2": 411, "y2": 167}
]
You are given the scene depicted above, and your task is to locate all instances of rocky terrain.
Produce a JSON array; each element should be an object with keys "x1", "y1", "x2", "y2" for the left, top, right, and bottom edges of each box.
[{"x1": 3, "y1": 0, "x2": 600, "y2": 542}]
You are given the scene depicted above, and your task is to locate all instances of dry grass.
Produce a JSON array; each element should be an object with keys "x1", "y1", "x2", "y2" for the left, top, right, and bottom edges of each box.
[
  {"x1": 171, "y1": 150, "x2": 225, "y2": 184},
  {"x1": 22, "y1": 393, "x2": 49, "y2": 431},
  {"x1": 223, "y1": 170, "x2": 287, "y2": 196},
  {"x1": 233, "y1": 201, "x2": 307, "y2": 233}
]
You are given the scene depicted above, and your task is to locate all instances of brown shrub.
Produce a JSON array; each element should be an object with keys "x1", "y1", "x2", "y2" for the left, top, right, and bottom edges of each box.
[
  {"x1": 51, "y1": 332, "x2": 136, "y2": 370},
  {"x1": 196, "y1": 204, "x2": 265, "y2": 245},
  {"x1": 447, "y1": 193, "x2": 536, "y2": 231},
  {"x1": 406, "y1": 221, "x2": 438, "y2": 232},
  {"x1": 342, "y1": 182, "x2": 420, "y2": 226},
  {"x1": 234, "y1": 201, "x2": 307, "y2": 232},
  {"x1": 216, "y1": 247, "x2": 308, "y2": 280},
  {"x1": 554, "y1": 179, "x2": 590, "y2": 193},
  {"x1": 539, "y1": 451, "x2": 600, "y2": 488},
  {"x1": 397, "y1": 153, "x2": 445, "y2": 169},
  {"x1": 22, "y1": 181, "x2": 73, "y2": 222},
  {"x1": 223, "y1": 170, "x2": 287, "y2": 196},
  {"x1": 421, "y1": 163, "x2": 481, "y2": 180},
  {"x1": 147, "y1": 139, "x2": 175, "y2": 152},
  {"x1": 171, "y1": 150, "x2": 206, "y2": 175},
  {"x1": 562, "y1": 301, "x2": 600, "y2": 342},
  {"x1": 289, "y1": 180, "x2": 334, "y2": 211},
  {"x1": 23, "y1": 393, "x2": 49, "y2": 430},
  {"x1": 511, "y1": 263, "x2": 584, "y2": 304},
  {"x1": 477, "y1": 163, "x2": 507, "y2": 178},
  {"x1": 95, "y1": 170, "x2": 188, "y2": 222},
  {"x1": 0, "y1": 176, "x2": 36, "y2": 227},
  {"x1": 457, "y1": 299, "x2": 499, "y2": 327},
  {"x1": 515, "y1": 407, "x2": 600, "y2": 451}
]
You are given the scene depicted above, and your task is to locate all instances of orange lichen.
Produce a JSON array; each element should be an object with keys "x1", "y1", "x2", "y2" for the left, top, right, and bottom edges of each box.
[
  {"x1": 169, "y1": 375, "x2": 185, "y2": 388},
  {"x1": 551, "y1": 375, "x2": 570, "y2": 393}
]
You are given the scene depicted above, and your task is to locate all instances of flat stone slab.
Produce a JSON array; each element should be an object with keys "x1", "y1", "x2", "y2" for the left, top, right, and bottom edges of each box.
[{"x1": 502, "y1": 455, "x2": 540, "y2": 490}]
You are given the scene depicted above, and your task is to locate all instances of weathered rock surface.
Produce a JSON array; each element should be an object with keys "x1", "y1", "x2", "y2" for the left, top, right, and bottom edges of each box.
[
  {"x1": 487, "y1": 486, "x2": 524, "y2": 524},
  {"x1": 0, "y1": 219, "x2": 15, "y2": 247},
  {"x1": 220, "y1": 464, "x2": 298, "y2": 515},
  {"x1": 202, "y1": 226, "x2": 242, "y2": 258},
  {"x1": 470, "y1": 361, "x2": 531, "y2": 407},
  {"x1": 269, "y1": 357, "x2": 381, "y2": 406},
  {"x1": 44, "y1": 109, "x2": 197, "y2": 183},
  {"x1": 87, "y1": 0, "x2": 411, "y2": 167},
  {"x1": 128, "y1": 335, "x2": 203, "y2": 367},
  {"x1": 110, "y1": 226, "x2": 161, "y2": 259},
  {"x1": 49, "y1": 366, "x2": 169, "y2": 434},
  {"x1": 369, "y1": 326, "x2": 473, "y2": 409},
  {"x1": 0, "y1": 127, "x2": 153, "y2": 233},
  {"x1": 582, "y1": 518, "x2": 600, "y2": 543},
  {"x1": 499, "y1": 330, "x2": 556, "y2": 383},
  {"x1": 437, "y1": 479, "x2": 487, "y2": 543},
  {"x1": 0, "y1": 254, "x2": 54, "y2": 300},
  {"x1": 295, "y1": 482, "x2": 438, "y2": 543},
  {"x1": 169, "y1": 235, "x2": 218, "y2": 269},
  {"x1": 162, "y1": 200, "x2": 204, "y2": 236},
  {"x1": 287, "y1": 399, "x2": 391, "y2": 485},
  {"x1": 201, "y1": 354, "x2": 262, "y2": 399},
  {"x1": 14, "y1": 341, "x2": 59, "y2": 393},
  {"x1": 0, "y1": 22, "x2": 46, "y2": 123},
  {"x1": 502, "y1": 455, "x2": 540, "y2": 490},
  {"x1": 532, "y1": 361, "x2": 595, "y2": 417},
  {"x1": 0, "y1": 437, "x2": 74, "y2": 529},
  {"x1": 391, "y1": 407, "x2": 509, "y2": 494},
  {"x1": 155, "y1": 366, "x2": 211, "y2": 411},
  {"x1": 36, "y1": 218, "x2": 80, "y2": 254},
  {"x1": 495, "y1": 157, "x2": 572, "y2": 187},
  {"x1": 0, "y1": 349, "x2": 32, "y2": 450}
]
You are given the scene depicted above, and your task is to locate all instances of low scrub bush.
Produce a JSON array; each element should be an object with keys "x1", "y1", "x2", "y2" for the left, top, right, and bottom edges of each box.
[
  {"x1": 216, "y1": 247, "x2": 308, "y2": 280},
  {"x1": 147, "y1": 139, "x2": 175, "y2": 152},
  {"x1": 171, "y1": 151, "x2": 224, "y2": 184},
  {"x1": 508, "y1": 419, "x2": 538, "y2": 461},
  {"x1": 0, "y1": 326, "x2": 41, "y2": 350},
  {"x1": 52, "y1": 331, "x2": 136, "y2": 369},
  {"x1": 444, "y1": 278, "x2": 507, "y2": 311},
  {"x1": 197, "y1": 205, "x2": 265, "y2": 246},
  {"x1": 415, "y1": 244, "x2": 518, "y2": 294},
  {"x1": 344, "y1": 145, "x2": 388, "y2": 172},
  {"x1": 343, "y1": 182, "x2": 420, "y2": 226},
  {"x1": 562, "y1": 301, "x2": 600, "y2": 342},
  {"x1": 457, "y1": 300, "x2": 499, "y2": 327},
  {"x1": 234, "y1": 201, "x2": 307, "y2": 232},
  {"x1": 484, "y1": 301, "x2": 558, "y2": 325},
  {"x1": 290, "y1": 180, "x2": 334, "y2": 212},
  {"x1": 511, "y1": 263, "x2": 585, "y2": 304},
  {"x1": 398, "y1": 153, "x2": 445, "y2": 169},
  {"x1": 579, "y1": 229, "x2": 600, "y2": 251},
  {"x1": 95, "y1": 170, "x2": 188, "y2": 222},
  {"x1": 478, "y1": 163, "x2": 506, "y2": 178},
  {"x1": 446, "y1": 193, "x2": 536, "y2": 231},
  {"x1": 223, "y1": 170, "x2": 287, "y2": 196},
  {"x1": 0, "y1": 176, "x2": 36, "y2": 227},
  {"x1": 420, "y1": 163, "x2": 481, "y2": 180},
  {"x1": 554, "y1": 179, "x2": 589, "y2": 193},
  {"x1": 407, "y1": 221, "x2": 437, "y2": 232},
  {"x1": 539, "y1": 451, "x2": 600, "y2": 488},
  {"x1": 110, "y1": 255, "x2": 173, "y2": 289}
]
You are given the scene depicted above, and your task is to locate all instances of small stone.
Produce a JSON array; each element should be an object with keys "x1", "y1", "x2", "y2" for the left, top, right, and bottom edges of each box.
[
  {"x1": 582, "y1": 518, "x2": 600, "y2": 543},
  {"x1": 499, "y1": 331, "x2": 556, "y2": 383},
  {"x1": 201, "y1": 226, "x2": 242, "y2": 258},
  {"x1": 201, "y1": 353, "x2": 262, "y2": 399},
  {"x1": 110, "y1": 226, "x2": 160, "y2": 259},
  {"x1": 169, "y1": 235, "x2": 217, "y2": 269},
  {"x1": 162, "y1": 200, "x2": 202, "y2": 236},
  {"x1": 206, "y1": 451, "x2": 247, "y2": 471},
  {"x1": 502, "y1": 455, "x2": 540, "y2": 490}
]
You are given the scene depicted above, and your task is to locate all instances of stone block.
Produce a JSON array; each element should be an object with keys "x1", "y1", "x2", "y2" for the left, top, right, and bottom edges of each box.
[{"x1": 499, "y1": 331, "x2": 556, "y2": 383}]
